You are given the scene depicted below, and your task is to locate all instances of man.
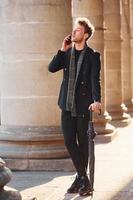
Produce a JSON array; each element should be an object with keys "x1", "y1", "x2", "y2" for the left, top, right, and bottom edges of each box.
[{"x1": 48, "y1": 17, "x2": 101, "y2": 196}]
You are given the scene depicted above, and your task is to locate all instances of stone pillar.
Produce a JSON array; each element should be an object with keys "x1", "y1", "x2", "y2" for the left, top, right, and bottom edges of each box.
[
  {"x1": 121, "y1": 0, "x2": 133, "y2": 113},
  {"x1": 104, "y1": 0, "x2": 129, "y2": 124},
  {"x1": 72, "y1": 0, "x2": 116, "y2": 142},
  {"x1": 130, "y1": 0, "x2": 133, "y2": 112},
  {"x1": 0, "y1": 158, "x2": 22, "y2": 200},
  {"x1": 0, "y1": 0, "x2": 72, "y2": 170}
]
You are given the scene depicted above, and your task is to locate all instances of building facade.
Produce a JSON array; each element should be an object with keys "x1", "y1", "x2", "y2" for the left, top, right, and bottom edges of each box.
[{"x1": 0, "y1": 0, "x2": 133, "y2": 170}]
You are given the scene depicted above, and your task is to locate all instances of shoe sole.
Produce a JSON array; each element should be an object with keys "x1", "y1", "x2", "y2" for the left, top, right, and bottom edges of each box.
[{"x1": 79, "y1": 191, "x2": 93, "y2": 196}]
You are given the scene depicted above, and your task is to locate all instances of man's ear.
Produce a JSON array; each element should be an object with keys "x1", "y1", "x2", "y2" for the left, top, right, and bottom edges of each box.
[{"x1": 84, "y1": 33, "x2": 89, "y2": 40}]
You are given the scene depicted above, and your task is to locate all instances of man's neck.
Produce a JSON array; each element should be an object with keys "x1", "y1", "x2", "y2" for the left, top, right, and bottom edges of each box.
[{"x1": 74, "y1": 41, "x2": 86, "y2": 50}]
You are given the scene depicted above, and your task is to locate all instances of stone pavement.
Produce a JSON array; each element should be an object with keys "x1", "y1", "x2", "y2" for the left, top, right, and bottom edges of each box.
[{"x1": 7, "y1": 118, "x2": 133, "y2": 200}]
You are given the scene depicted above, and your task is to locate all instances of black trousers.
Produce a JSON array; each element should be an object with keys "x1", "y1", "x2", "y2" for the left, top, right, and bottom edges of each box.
[{"x1": 61, "y1": 110, "x2": 90, "y2": 177}]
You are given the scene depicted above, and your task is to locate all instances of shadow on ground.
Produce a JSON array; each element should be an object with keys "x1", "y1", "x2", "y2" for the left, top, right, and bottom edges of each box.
[
  {"x1": 8, "y1": 172, "x2": 133, "y2": 200},
  {"x1": 8, "y1": 171, "x2": 73, "y2": 191}
]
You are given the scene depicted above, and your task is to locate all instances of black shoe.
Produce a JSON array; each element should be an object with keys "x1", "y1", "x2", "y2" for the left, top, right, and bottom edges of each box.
[
  {"x1": 67, "y1": 175, "x2": 81, "y2": 193},
  {"x1": 78, "y1": 176, "x2": 93, "y2": 196}
]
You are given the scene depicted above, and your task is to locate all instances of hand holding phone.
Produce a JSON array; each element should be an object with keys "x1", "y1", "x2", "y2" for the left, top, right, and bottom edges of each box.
[
  {"x1": 65, "y1": 34, "x2": 72, "y2": 45},
  {"x1": 61, "y1": 34, "x2": 72, "y2": 52}
]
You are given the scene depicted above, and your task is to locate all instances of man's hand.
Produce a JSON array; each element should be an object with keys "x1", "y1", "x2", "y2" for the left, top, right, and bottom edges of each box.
[
  {"x1": 61, "y1": 34, "x2": 72, "y2": 52},
  {"x1": 89, "y1": 102, "x2": 101, "y2": 113}
]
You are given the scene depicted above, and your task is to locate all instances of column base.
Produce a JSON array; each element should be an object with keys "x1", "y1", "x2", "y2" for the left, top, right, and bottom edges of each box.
[
  {"x1": 108, "y1": 105, "x2": 131, "y2": 127},
  {"x1": 0, "y1": 126, "x2": 69, "y2": 170},
  {"x1": 93, "y1": 111, "x2": 117, "y2": 143},
  {"x1": 95, "y1": 130, "x2": 117, "y2": 143},
  {"x1": 123, "y1": 101, "x2": 133, "y2": 114},
  {"x1": 5, "y1": 158, "x2": 75, "y2": 171}
]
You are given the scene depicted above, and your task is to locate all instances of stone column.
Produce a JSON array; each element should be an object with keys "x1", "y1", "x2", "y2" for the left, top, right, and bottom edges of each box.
[
  {"x1": 0, "y1": 0, "x2": 72, "y2": 170},
  {"x1": 130, "y1": 0, "x2": 133, "y2": 112},
  {"x1": 104, "y1": 0, "x2": 130, "y2": 124},
  {"x1": 121, "y1": 0, "x2": 133, "y2": 113},
  {"x1": 72, "y1": 0, "x2": 116, "y2": 142}
]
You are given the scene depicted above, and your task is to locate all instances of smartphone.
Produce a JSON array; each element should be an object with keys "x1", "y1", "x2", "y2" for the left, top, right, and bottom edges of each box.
[{"x1": 65, "y1": 34, "x2": 72, "y2": 45}]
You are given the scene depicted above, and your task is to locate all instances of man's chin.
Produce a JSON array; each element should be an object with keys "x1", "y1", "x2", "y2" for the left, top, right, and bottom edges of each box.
[
  {"x1": 73, "y1": 41, "x2": 83, "y2": 44},
  {"x1": 72, "y1": 38, "x2": 79, "y2": 42},
  {"x1": 72, "y1": 39, "x2": 80, "y2": 43}
]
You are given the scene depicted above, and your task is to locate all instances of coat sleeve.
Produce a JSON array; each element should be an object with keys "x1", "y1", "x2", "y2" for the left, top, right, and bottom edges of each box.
[
  {"x1": 91, "y1": 52, "x2": 101, "y2": 102},
  {"x1": 48, "y1": 50, "x2": 66, "y2": 73}
]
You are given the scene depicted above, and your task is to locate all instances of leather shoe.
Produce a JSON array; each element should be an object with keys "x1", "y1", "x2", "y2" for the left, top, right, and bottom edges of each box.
[
  {"x1": 78, "y1": 176, "x2": 93, "y2": 196},
  {"x1": 67, "y1": 175, "x2": 81, "y2": 193}
]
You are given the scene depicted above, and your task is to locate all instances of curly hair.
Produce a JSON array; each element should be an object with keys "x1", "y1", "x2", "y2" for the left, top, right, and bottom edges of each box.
[{"x1": 75, "y1": 17, "x2": 95, "y2": 40}]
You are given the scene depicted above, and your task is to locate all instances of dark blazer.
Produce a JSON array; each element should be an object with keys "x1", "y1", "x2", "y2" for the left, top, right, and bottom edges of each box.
[{"x1": 48, "y1": 46, "x2": 101, "y2": 116}]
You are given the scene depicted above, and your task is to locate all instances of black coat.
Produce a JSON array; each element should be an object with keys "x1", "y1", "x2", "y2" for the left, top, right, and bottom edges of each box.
[{"x1": 48, "y1": 46, "x2": 101, "y2": 116}]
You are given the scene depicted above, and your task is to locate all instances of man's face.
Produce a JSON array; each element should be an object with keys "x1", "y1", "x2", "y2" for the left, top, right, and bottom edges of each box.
[{"x1": 71, "y1": 23, "x2": 88, "y2": 43}]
